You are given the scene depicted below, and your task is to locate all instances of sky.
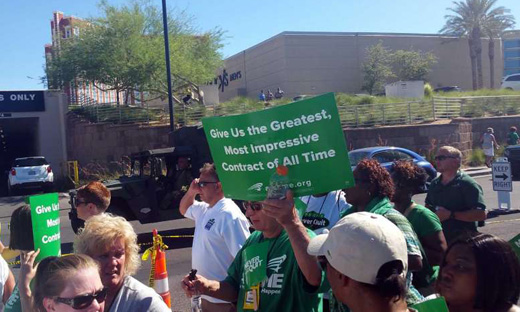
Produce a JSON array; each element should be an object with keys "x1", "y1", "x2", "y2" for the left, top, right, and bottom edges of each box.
[{"x1": 1, "y1": 0, "x2": 520, "y2": 91}]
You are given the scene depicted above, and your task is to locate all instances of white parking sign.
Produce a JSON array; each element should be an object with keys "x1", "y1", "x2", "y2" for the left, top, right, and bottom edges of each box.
[{"x1": 492, "y1": 161, "x2": 512, "y2": 192}]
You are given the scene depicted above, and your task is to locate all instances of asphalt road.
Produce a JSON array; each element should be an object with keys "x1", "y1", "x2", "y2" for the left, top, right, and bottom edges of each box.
[{"x1": 0, "y1": 174, "x2": 519, "y2": 311}]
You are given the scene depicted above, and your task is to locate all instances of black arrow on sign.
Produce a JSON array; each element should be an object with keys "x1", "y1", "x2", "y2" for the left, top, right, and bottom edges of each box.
[{"x1": 494, "y1": 173, "x2": 509, "y2": 180}]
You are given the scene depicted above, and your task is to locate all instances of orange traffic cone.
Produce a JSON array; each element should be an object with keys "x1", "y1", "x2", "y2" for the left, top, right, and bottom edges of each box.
[{"x1": 153, "y1": 229, "x2": 171, "y2": 308}]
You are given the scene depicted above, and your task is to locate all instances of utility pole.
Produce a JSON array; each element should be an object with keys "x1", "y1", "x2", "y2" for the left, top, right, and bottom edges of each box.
[{"x1": 162, "y1": 0, "x2": 175, "y2": 132}]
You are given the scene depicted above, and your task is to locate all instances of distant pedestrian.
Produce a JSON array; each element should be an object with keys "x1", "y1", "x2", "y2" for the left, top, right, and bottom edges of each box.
[
  {"x1": 258, "y1": 90, "x2": 266, "y2": 101},
  {"x1": 274, "y1": 87, "x2": 284, "y2": 99},
  {"x1": 507, "y1": 126, "x2": 519, "y2": 146},
  {"x1": 266, "y1": 89, "x2": 274, "y2": 101},
  {"x1": 480, "y1": 127, "x2": 499, "y2": 167}
]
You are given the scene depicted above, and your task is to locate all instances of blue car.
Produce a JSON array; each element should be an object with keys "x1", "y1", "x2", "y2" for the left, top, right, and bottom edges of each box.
[{"x1": 348, "y1": 146, "x2": 438, "y2": 183}]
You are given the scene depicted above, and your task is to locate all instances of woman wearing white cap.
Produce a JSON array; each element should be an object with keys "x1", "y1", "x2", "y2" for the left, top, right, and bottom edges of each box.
[
  {"x1": 308, "y1": 212, "x2": 417, "y2": 312},
  {"x1": 480, "y1": 127, "x2": 499, "y2": 167}
]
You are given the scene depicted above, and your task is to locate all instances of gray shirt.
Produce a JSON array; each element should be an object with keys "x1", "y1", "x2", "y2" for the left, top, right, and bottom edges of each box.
[{"x1": 109, "y1": 276, "x2": 170, "y2": 312}]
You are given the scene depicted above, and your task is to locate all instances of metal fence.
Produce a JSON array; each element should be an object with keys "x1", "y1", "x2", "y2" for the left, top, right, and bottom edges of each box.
[{"x1": 69, "y1": 95, "x2": 520, "y2": 127}]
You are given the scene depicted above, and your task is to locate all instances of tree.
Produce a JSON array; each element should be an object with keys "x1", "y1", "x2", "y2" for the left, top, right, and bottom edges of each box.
[
  {"x1": 440, "y1": 0, "x2": 515, "y2": 90},
  {"x1": 45, "y1": 0, "x2": 223, "y2": 105},
  {"x1": 361, "y1": 42, "x2": 394, "y2": 95},
  {"x1": 483, "y1": 11, "x2": 515, "y2": 88},
  {"x1": 391, "y1": 49, "x2": 438, "y2": 81}
]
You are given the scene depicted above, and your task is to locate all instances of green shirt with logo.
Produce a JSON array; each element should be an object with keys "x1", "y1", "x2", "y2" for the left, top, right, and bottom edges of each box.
[{"x1": 224, "y1": 229, "x2": 322, "y2": 312}]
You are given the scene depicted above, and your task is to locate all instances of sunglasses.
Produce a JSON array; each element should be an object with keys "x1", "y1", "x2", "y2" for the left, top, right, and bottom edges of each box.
[
  {"x1": 244, "y1": 201, "x2": 263, "y2": 211},
  {"x1": 197, "y1": 181, "x2": 218, "y2": 188},
  {"x1": 75, "y1": 199, "x2": 88, "y2": 206},
  {"x1": 318, "y1": 256, "x2": 328, "y2": 271},
  {"x1": 434, "y1": 155, "x2": 458, "y2": 161},
  {"x1": 55, "y1": 287, "x2": 108, "y2": 309}
]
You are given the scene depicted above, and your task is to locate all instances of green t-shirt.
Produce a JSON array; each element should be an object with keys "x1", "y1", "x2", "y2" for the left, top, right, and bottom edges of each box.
[
  {"x1": 224, "y1": 229, "x2": 322, "y2": 312},
  {"x1": 425, "y1": 171, "x2": 486, "y2": 243},
  {"x1": 406, "y1": 203, "x2": 443, "y2": 239},
  {"x1": 508, "y1": 132, "x2": 519, "y2": 145}
]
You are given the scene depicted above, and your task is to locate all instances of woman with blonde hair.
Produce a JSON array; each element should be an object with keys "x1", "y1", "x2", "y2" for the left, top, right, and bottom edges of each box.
[{"x1": 74, "y1": 213, "x2": 169, "y2": 311}]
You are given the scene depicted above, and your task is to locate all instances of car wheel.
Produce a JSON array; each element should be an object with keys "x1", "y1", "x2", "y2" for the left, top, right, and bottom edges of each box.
[{"x1": 7, "y1": 184, "x2": 15, "y2": 196}]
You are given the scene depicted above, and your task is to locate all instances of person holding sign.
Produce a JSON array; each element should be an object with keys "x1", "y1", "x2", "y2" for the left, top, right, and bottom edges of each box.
[
  {"x1": 179, "y1": 163, "x2": 250, "y2": 311},
  {"x1": 308, "y1": 212, "x2": 417, "y2": 312},
  {"x1": 436, "y1": 233, "x2": 520, "y2": 312},
  {"x1": 425, "y1": 146, "x2": 487, "y2": 244},
  {"x1": 181, "y1": 191, "x2": 323, "y2": 312},
  {"x1": 75, "y1": 214, "x2": 170, "y2": 312}
]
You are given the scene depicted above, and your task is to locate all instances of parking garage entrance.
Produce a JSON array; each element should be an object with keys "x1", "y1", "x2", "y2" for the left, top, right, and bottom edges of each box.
[{"x1": 0, "y1": 91, "x2": 67, "y2": 195}]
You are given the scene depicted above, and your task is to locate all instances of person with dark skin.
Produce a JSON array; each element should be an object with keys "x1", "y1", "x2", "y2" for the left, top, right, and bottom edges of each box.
[
  {"x1": 341, "y1": 159, "x2": 423, "y2": 305},
  {"x1": 391, "y1": 161, "x2": 447, "y2": 266},
  {"x1": 436, "y1": 233, "x2": 520, "y2": 312}
]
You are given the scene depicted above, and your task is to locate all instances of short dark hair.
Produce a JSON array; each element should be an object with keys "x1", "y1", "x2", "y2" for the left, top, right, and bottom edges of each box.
[
  {"x1": 440, "y1": 233, "x2": 520, "y2": 312},
  {"x1": 76, "y1": 181, "x2": 111, "y2": 212},
  {"x1": 199, "y1": 163, "x2": 219, "y2": 181},
  {"x1": 391, "y1": 160, "x2": 428, "y2": 195},
  {"x1": 9, "y1": 205, "x2": 34, "y2": 251},
  {"x1": 355, "y1": 159, "x2": 394, "y2": 199}
]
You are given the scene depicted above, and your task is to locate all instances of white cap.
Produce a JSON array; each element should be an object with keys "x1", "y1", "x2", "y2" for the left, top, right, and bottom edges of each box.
[{"x1": 307, "y1": 212, "x2": 408, "y2": 285}]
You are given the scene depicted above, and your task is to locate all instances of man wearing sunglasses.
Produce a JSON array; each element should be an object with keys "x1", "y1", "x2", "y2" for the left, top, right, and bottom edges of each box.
[
  {"x1": 181, "y1": 191, "x2": 323, "y2": 312},
  {"x1": 179, "y1": 163, "x2": 250, "y2": 311},
  {"x1": 425, "y1": 146, "x2": 487, "y2": 244}
]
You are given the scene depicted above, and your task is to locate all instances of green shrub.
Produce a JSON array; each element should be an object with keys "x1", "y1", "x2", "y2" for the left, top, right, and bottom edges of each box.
[
  {"x1": 468, "y1": 148, "x2": 486, "y2": 166},
  {"x1": 424, "y1": 83, "x2": 433, "y2": 98}
]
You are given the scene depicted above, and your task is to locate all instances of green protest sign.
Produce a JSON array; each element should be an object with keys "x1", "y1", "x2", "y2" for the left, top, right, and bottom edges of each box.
[
  {"x1": 411, "y1": 296, "x2": 449, "y2": 312},
  {"x1": 510, "y1": 233, "x2": 520, "y2": 259},
  {"x1": 243, "y1": 241, "x2": 269, "y2": 289},
  {"x1": 28, "y1": 193, "x2": 61, "y2": 262},
  {"x1": 202, "y1": 93, "x2": 354, "y2": 200}
]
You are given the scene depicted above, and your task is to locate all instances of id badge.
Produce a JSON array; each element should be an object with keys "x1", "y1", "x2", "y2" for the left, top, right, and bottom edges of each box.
[{"x1": 243, "y1": 284, "x2": 260, "y2": 310}]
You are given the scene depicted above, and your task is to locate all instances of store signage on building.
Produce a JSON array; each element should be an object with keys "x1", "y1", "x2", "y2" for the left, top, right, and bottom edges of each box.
[
  {"x1": 0, "y1": 91, "x2": 45, "y2": 112},
  {"x1": 207, "y1": 69, "x2": 242, "y2": 93}
]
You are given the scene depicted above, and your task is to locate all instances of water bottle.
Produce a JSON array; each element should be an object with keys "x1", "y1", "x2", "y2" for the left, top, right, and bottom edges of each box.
[
  {"x1": 267, "y1": 165, "x2": 290, "y2": 199},
  {"x1": 191, "y1": 295, "x2": 202, "y2": 312}
]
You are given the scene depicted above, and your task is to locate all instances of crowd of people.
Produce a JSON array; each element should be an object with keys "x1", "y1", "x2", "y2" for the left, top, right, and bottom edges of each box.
[{"x1": 1, "y1": 145, "x2": 519, "y2": 312}]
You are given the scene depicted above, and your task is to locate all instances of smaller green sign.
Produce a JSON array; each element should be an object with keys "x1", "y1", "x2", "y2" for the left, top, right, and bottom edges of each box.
[
  {"x1": 509, "y1": 233, "x2": 520, "y2": 259},
  {"x1": 411, "y1": 296, "x2": 449, "y2": 312},
  {"x1": 29, "y1": 193, "x2": 61, "y2": 262}
]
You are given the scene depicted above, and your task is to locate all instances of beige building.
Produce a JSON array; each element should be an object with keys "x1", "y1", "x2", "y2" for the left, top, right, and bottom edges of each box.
[{"x1": 215, "y1": 31, "x2": 503, "y2": 101}]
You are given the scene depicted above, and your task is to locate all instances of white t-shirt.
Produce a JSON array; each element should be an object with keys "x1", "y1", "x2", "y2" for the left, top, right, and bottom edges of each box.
[
  {"x1": 0, "y1": 256, "x2": 9, "y2": 310},
  {"x1": 109, "y1": 276, "x2": 170, "y2": 312},
  {"x1": 299, "y1": 190, "x2": 351, "y2": 234},
  {"x1": 185, "y1": 198, "x2": 250, "y2": 303}
]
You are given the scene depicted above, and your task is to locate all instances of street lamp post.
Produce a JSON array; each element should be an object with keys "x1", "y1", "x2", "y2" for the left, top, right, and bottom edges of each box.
[{"x1": 162, "y1": 0, "x2": 175, "y2": 132}]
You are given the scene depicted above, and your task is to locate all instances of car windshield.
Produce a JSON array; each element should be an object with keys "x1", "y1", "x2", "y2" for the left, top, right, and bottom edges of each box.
[
  {"x1": 14, "y1": 158, "x2": 47, "y2": 167},
  {"x1": 348, "y1": 151, "x2": 371, "y2": 166}
]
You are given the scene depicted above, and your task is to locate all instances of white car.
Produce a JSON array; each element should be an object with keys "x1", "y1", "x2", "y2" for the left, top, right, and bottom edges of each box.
[
  {"x1": 7, "y1": 157, "x2": 54, "y2": 195},
  {"x1": 501, "y1": 73, "x2": 520, "y2": 90}
]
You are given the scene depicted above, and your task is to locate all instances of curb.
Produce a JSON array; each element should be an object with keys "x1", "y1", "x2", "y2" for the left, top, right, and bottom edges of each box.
[{"x1": 463, "y1": 167, "x2": 491, "y2": 178}]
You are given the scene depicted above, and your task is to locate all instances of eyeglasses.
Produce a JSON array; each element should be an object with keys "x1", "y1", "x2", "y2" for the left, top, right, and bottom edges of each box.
[
  {"x1": 75, "y1": 199, "x2": 88, "y2": 206},
  {"x1": 55, "y1": 287, "x2": 108, "y2": 309},
  {"x1": 318, "y1": 256, "x2": 328, "y2": 271},
  {"x1": 197, "y1": 181, "x2": 218, "y2": 188},
  {"x1": 244, "y1": 201, "x2": 263, "y2": 211},
  {"x1": 434, "y1": 155, "x2": 458, "y2": 161}
]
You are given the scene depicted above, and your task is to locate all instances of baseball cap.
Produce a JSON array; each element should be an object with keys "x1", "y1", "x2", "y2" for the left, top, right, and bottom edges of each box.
[{"x1": 307, "y1": 212, "x2": 408, "y2": 285}]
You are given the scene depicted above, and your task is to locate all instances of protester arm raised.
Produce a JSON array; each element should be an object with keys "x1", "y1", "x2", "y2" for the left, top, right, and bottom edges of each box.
[{"x1": 179, "y1": 178, "x2": 200, "y2": 215}]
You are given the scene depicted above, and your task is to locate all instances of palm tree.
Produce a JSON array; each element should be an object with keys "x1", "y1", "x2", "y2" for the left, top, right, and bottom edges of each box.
[
  {"x1": 440, "y1": 0, "x2": 515, "y2": 90},
  {"x1": 483, "y1": 11, "x2": 515, "y2": 88}
]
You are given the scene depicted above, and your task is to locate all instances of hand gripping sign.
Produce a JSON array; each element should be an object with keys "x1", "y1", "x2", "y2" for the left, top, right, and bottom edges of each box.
[{"x1": 202, "y1": 93, "x2": 354, "y2": 200}]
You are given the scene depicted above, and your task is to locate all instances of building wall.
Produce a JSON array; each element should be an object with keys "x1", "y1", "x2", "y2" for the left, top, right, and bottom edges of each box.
[
  {"x1": 219, "y1": 32, "x2": 504, "y2": 101},
  {"x1": 66, "y1": 115, "x2": 170, "y2": 165},
  {"x1": 504, "y1": 30, "x2": 520, "y2": 76}
]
